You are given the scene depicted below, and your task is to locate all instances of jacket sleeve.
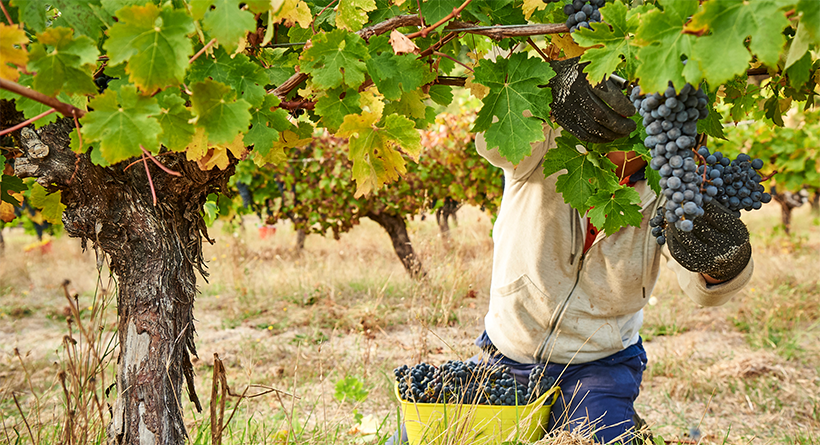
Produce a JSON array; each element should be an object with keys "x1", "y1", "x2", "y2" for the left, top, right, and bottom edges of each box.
[
  {"x1": 476, "y1": 124, "x2": 558, "y2": 182},
  {"x1": 662, "y1": 246, "x2": 753, "y2": 307}
]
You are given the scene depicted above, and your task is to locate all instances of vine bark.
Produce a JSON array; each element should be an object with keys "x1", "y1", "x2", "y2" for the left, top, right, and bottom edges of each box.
[
  {"x1": 4, "y1": 105, "x2": 233, "y2": 444},
  {"x1": 366, "y1": 211, "x2": 426, "y2": 279}
]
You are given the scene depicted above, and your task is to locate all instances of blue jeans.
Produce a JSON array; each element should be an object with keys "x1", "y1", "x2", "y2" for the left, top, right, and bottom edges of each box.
[{"x1": 475, "y1": 331, "x2": 648, "y2": 443}]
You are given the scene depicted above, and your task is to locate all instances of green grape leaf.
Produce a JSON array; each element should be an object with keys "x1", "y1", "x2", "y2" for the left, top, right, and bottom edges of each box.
[
  {"x1": 156, "y1": 90, "x2": 196, "y2": 151},
  {"x1": 190, "y1": 79, "x2": 252, "y2": 145},
  {"x1": 262, "y1": 48, "x2": 300, "y2": 86},
  {"x1": 203, "y1": 194, "x2": 219, "y2": 225},
  {"x1": 634, "y1": 0, "x2": 698, "y2": 94},
  {"x1": 763, "y1": 96, "x2": 785, "y2": 127},
  {"x1": 586, "y1": 187, "x2": 643, "y2": 235},
  {"x1": 50, "y1": 0, "x2": 106, "y2": 41},
  {"x1": 69, "y1": 127, "x2": 85, "y2": 153},
  {"x1": 697, "y1": 102, "x2": 726, "y2": 140},
  {"x1": 420, "y1": 0, "x2": 461, "y2": 25},
  {"x1": 542, "y1": 134, "x2": 620, "y2": 213},
  {"x1": 797, "y1": 0, "x2": 820, "y2": 44},
  {"x1": 336, "y1": 0, "x2": 377, "y2": 31},
  {"x1": 574, "y1": 0, "x2": 640, "y2": 84},
  {"x1": 191, "y1": 0, "x2": 256, "y2": 53},
  {"x1": 472, "y1": 52, "x2": 555, "y2": 165},
  {"x1": 315, "y1": 87, "x2": 362, "y2": 131},
  {"x1": 688, "y1": 0, "x2": 788, "y2": 88},
  {"x1": 188, "y1": 48, "x2": 268, "y2": 107},
  {"x1": 27, "y1": 27, "x2": 98, "y2": 96},
  {"x1": 337, "y1": 112, "x2": 421, "y2": 197},
  {"x1": 29, "y1": 183, "x2": 66, "y2": 224},
  {"x1": 246, "y1": 95, "x2": 294, "y2": 165},
  {"x1": 101, "y1": 0, "x2": 147, "y2": 15},
  {"x1": 81, "y1": 85, "x2": 162, "y2": 164},
  {"x1": 383, "y1": 90, "x2": 434, "y2": 128},
  {"x1": 785, "y1": 50, "x2": 812, "y2": 90},
  {"x1": 1, "y1": 174, "x2": 26, "y2": 206},
  {"x1": 644, "y1": 164, "x2": 662, "y2": 197},
  {"x1": 428, "y1": 84, "x2": 453, "y2": 106},
  {"x1": 104, "y1": 4, "x2": 194, "y2": 92},
  {"x1": 368, "y1": 0, "x2": 401, "y2": 23},
  {"x1": 301, "y1": 29, "x2": 369, "y2": 89},
  {"x1": 465, "y1": 0, "x2": 525, "y2": 25},
  {"x1": 366, "y1": 40, "x2": 427, "y2": 100},
  {"x1": 10, "y1": 0, "x2": 47, "y2": 33}
]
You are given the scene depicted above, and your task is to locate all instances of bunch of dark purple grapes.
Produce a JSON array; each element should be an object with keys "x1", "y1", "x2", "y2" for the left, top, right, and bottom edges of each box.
[
  {"x1": 632, "y1": 82, "x2": 709, "y2": 236},
  {"x1": 394, "y1": 360, "x2": 556, "y2": 406},
  {"x1": 696, "y1": 147, "x2": 772, "y2": 215},
  {"x1": 542, "y1": 0, "x2": 605, "y2": 32}
]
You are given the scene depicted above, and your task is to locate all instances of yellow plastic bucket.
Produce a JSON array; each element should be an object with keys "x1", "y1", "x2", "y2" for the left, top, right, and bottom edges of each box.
[{"x1": 395, "y1": 383, "x2": 559, "y2": 445}]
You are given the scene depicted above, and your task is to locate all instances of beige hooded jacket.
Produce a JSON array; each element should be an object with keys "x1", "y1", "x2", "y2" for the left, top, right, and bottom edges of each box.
[{"x1": 477, "y1": 125, "x2": 753, "y2": 365}]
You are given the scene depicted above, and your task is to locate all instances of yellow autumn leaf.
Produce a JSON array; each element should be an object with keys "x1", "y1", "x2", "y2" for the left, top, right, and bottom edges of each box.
[
  {"x1": 270, "y1": 129, "x2": 312, "y2": 155},
  {"x1": 0, "y1": 23, "x2": 29, "y2": 81},
  {"x1": 197, "y1": 133, "x2": 247, "y2": 170},
  {"x1": 465, "y1": 73, "x2": 489, "y2": 100},
  {"x1": 0, "y1": 201, "x2": 15, "y2": 223},
  {"x1": 522, "y1": 0, "x2": 547, "y2": 20},
  {"x1": 358, "y1": 90, "x2": 384, "y2": 120},
  {"x1": 272, "y1": 0, "x2": 312, "y2": 29},
  {"x1": 186, "y1": 127, "x2": 210, "y2": 162},
  {"x1": 550, "y1": 33, "x2": 586, "y2": 59}
]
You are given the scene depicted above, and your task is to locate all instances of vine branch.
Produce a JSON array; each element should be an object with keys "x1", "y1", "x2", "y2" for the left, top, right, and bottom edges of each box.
[
  {"x1": 406, "y1": 0, "x2": 473, "y2": 39},
  {"x1": 0, "y1": 108, "x2": 56, "y2": 137},
  {"x1": 271, "y1": 15, "x2": 424, "y2": 100},
  {"x1": 527, "y1": 37, "x2": 550, "y2": 62},
  {"x1": 189, "y1": 38, "x2": 217, "y2": 64},
  {"x1": 0, "y1": 1, "x2": 14, "y2": 26},
  {"x1": 270, "y1": 16, "x2": 576, "y2": 100},
  {"x1": 443, "y1": 22, "x2": 570, "y2": 38},
  {"x1": 434, "y1": 51, "x2": 474, "y2": 72},
  {"x1": 0, "y1": 79, "x2": 87, "y2": 118},
  {"x1": 312, "y1": 0, "x2": 339, "y2": 34}
]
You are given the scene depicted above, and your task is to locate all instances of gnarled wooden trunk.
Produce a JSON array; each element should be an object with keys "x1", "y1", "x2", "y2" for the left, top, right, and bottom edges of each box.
[
  {"x1": 9, "y1": 115, "x2": 233, "y2": 445},
  {"x1": 366, "y1": 210, "x2": 425, "y2": 279}
]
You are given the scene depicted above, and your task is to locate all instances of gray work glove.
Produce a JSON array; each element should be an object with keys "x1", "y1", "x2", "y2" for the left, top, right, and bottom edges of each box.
[
  {"x1": 547, "y1": 57, "x2": 637, "y2": 143},
  {"x1": 666, "y1": 201, "x2": 751, "y2": 282}
]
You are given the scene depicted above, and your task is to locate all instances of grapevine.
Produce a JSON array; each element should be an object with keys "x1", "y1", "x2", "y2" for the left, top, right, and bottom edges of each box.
[{"x1": 0, "y1": 1, "x2": 819, "y2": 442}]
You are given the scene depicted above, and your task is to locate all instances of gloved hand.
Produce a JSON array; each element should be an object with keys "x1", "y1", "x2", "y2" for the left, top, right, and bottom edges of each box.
[
  {"x1": 547, "y1": 57, "x2": 637, "y2": 143},
  {"x1": 666, "y1": 201, "x2": 751, "y2": 282}
]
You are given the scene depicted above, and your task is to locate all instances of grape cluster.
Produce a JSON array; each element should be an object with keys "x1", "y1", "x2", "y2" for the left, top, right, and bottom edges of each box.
[
  {"x1": 394, "y1": 360, "x2": 556, "y2": 406},
  {"x1": 695, "y1": 146, "x2": 772, "y2": 214},
  {"x1": 94, "y1": 73, "x2": 117, "y2": 93},
  {"x1": 236, "y1": 181, "x2": 253, "y2": 208},
  {"x1": 526, "y1": 365, "x2": 554, "y2": 402},
  {"x1": 543, "y1": 0, "x2": 604, "y2": 32},
  {"x1": 648, "y1": 147, "x2": 772, "y2": 245},
  {"x1": 632, "y1": 82, "x2": 710, "y2": 235}
]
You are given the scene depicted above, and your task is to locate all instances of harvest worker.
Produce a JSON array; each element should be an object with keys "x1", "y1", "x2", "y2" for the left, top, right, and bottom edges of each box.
[
  {"x1": 387, "y1": 55, "x2": 754, "y2": 444},
  {"x1": 469, "y1": 57, "x2": 754, "y2": 443}
]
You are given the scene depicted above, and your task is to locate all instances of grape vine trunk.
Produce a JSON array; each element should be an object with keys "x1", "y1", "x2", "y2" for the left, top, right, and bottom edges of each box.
[{"x1": 6, "y1": 110, "x2": 233, "y2": 444}]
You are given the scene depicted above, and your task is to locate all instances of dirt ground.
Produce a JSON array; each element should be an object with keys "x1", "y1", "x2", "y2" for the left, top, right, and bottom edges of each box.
[{"x1": 1, "y1": 203, "x2": 818, "y2": 444}]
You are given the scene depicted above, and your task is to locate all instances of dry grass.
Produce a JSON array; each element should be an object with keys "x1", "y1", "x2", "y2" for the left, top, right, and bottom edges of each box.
[{"x1": 1, "y1": 203, "x2": 818, "y2": 444}]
